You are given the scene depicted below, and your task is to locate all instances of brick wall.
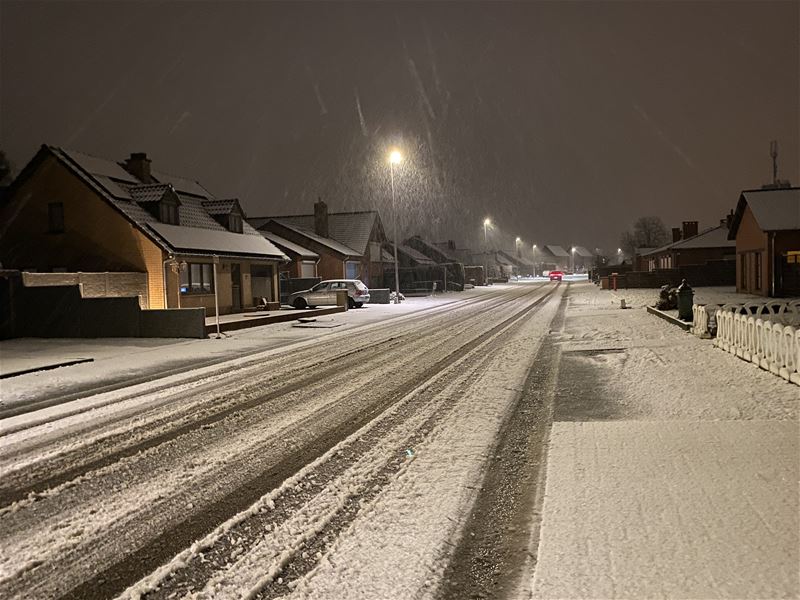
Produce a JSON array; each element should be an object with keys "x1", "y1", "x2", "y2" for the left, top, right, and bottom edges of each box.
[
  {"x1": 21, "y1": 271, "x2": 148, "y2": 307},
  {"x1": 620, "y1": 260, "x2": 735, "y2": 288}
]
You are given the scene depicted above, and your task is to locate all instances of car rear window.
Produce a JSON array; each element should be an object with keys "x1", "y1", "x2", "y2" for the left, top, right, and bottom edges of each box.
[{"x1": 354, "y1": 281, "x2": 368, "y2": 290}]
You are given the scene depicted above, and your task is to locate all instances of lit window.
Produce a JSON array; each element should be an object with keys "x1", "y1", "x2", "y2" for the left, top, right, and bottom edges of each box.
[{"x1": 182, "y1": 262, "x2": 214, "y2": 294}]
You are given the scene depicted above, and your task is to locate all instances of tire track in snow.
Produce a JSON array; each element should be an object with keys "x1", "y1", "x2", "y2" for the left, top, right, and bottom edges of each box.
[
  {"x1": 0, "y1": 287, "x2": 539, "y2": 509},
  {"x1": 0, "y1": 285, "x2": 553, "y2": 600},
  {"x1": 120, "y1": 284, "x2": 561, "y2": 600}
]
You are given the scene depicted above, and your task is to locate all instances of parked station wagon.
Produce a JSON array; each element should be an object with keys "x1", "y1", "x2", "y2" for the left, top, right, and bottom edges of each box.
[{"x1": 288, "y1": 279, "x2": 370, "y2": 309}]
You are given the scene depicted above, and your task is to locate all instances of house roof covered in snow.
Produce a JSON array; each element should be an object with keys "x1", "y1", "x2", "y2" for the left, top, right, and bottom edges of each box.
[
  {"x1": 405, "y1": 235, "x2": 458, "y2": 263},
  {"x1": 17, "y1": 145, "x2": 286, "y2": 260},
  {"x1": 252, "y1": 211, "x2": 380, "y2": 256},
  {"x1": 396, "y1": 244, "x2": 436, "y2": 265},
  {"x1": 573, "y1": 246, "x2": 594, "y2": 258},
  {"x1": 260, "y1": 231, "x2": 318, "y2": 259},
  {"x1": 728, "y1": 188, "x2": 800, "y2": 238},
  {"x1": 260, "y1": 219, "x2": 362, "y2": 257},
  {"x1": 542, "y1": 245, "x2": 570, "y2": 257},
  {"x1": 641, "y1": 223, "x2": 734, "y2": 256}
]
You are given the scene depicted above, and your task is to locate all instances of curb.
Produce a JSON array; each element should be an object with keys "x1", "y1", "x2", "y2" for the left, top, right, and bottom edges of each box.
[{"x1": 646, "y1": 306, "x2": 692, "y2": 331}]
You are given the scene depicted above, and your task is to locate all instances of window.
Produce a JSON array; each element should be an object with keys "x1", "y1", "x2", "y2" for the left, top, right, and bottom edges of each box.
[
  {"x1": 740, "y1": 253, "x2": 748, "y2": 290},
  {"x1": 48, "y1": 202, "x2": 64, "y2": 233},
  {"x1": 345, "y1": 261, "x2": 359, "y2": 279},
  {"x1": 180, "y1": 262, "x2": 214, "y2": 294},
  {"x1": 228, "y1": 213, "x2": 243, "y2": 233},
  {"x1": 754, "y1": 252, "x2": 761, "y2": 290},
  {"x1": 300, "y1": 261, "x2": 316, "y2": 278},
  {"x1": 159, "y1": 201, "x2": 180, "y2": 225}
]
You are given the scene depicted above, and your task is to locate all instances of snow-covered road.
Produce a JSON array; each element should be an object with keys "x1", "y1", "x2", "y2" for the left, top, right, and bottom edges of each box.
[
  {"x1": 0, "y1": 282, "x2": 564, "y2": 600},
  {"x1": 2, "y1": 281, "x2": 796, "y2": 600}
]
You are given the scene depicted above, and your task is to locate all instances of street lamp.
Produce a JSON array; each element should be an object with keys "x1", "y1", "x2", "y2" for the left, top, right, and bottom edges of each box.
[
  {"x1": 389, "y1": 149, "x2": 403, "y2": 304},
  {"x1": 483, "y1": 218, "x2": 492, "y2": 284},
  {"x1": 532, "y1": 244, "x2": 537, "y2": 277},
  {"x1": 571, "y1": 246, "x2": 576, "y2": 273}
]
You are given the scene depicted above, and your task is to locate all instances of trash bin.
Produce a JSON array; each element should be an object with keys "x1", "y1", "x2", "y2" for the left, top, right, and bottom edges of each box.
[
  {"x1": 335, "y1": 289, "x2": 349, "y2": 311},
  {"x1": 677, "y1": 279, "x2": 693, "y2": 321}
]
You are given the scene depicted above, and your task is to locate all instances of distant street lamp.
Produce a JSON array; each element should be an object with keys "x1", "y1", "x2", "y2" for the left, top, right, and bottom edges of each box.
[
  {"x1": 571, "y1": 246, "x2": 576, "y2": 273},
  {"x1": 532, "y1": 244, "x2": 537, "y2": 277},
  {"x1": 389, "y1": 149, "x2": 403, "y2": 304}
]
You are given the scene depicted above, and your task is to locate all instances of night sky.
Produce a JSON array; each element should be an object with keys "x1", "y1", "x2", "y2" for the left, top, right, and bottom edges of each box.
[{"x1": 2, "y1": 1, "x2": 798, "y2": 253}]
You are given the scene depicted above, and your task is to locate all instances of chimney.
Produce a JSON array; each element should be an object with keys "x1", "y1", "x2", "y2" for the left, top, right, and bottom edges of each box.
[
  {"x1": 314, "y1": 198, "x2": 329, "y2": 237},
  {"x1": 123, "y1": 152, "x2": 152, "y2": 183},
  {"x1": 682, "y1": 221, "x2": 698, "y2": 239},
  {"x1": 448, "y1": 240, "x2": 456, "y2": 251},
  {"x1": 725, "y1": 209, "x2": 734, "y2": 229},
  {"x1": 672, "y1": 227, "x2": 682, "y2": 243}
]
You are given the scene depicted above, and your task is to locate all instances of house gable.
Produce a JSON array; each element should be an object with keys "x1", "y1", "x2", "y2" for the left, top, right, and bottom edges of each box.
[
  {"x1": 0, "y1": 152, "x2": 162, "y2": 273},
  {"x1": 735, "y1": 204, "x2": 769, "y2": 253}
]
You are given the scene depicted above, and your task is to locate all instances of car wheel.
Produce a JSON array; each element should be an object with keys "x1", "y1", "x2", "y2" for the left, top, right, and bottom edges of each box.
[
  {"x1": 347, "y1": 297, "x2": 356, "y2": 309},
  {"x1": 293, "y1": 297, "x2": 307, "y2": 309},
  {"x1": 355, "y1": 302, "x2": 364, "y2": 308}
]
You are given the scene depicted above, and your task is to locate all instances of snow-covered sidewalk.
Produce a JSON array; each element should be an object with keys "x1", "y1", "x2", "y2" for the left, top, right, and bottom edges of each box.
[{"x1": 529, "y1": 282, "x2": 799, "y2": 599}]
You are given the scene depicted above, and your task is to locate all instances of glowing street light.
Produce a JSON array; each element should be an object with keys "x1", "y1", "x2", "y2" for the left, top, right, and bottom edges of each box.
[
  {"x1": 388, "y1": 149, "x2": 403, "y2": 303},
  {"x1": 483, "y1": 218, "x2": 492, "y2": 284},
  {"x1": 532, "y1": 244, "x2": 537, "y2": 277},
  {"x1": 571, "y1": 246, "x2": 576, "y2": 273}
]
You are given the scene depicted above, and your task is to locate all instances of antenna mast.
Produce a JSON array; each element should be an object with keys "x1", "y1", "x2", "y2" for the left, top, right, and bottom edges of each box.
[{"x1": 770, "y1": 140, "x2": 778, "y2": 184}]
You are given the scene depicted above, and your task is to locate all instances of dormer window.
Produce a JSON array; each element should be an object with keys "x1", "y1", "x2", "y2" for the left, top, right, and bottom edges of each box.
[
  {"x1": 202, "y1": 198, "x2": 245, "y2": 233},
  {"x1": 229, "y1": 213, "x2": 243, "y2": 233},
  {"x1": 129, "y1": 183, "x2": 181, "y2": 225},
  {"x1": 160, "y1": 200, "x2": 180, "y2": 225}
]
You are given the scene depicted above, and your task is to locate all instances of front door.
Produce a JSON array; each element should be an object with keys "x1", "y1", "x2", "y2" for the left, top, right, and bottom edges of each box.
[
  {"x1": 231, "y1": 263, "x2": 242, "y2": 312},
  {"x1": 780, "y1": 251, "x2": 800, "y2": 297}
]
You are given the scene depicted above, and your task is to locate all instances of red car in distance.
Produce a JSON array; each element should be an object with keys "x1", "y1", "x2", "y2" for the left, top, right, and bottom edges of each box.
[{"x1": 549, "y1": 270, "x2": 564, "y2": 281}]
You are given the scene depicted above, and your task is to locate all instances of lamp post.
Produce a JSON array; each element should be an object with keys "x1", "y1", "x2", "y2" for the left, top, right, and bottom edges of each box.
[
  {"x1": 483, "y1": 218, "x2": 491, "y2": 283},
  {"x1": 389, "y1": 149, "x2": 402, "y2": 304},
  {"x1": 212, "y1": 254, "x2": 221, "y2": 338},
  {"x1": 532, "y1": 244, "x2": 537, "y2": 277},
  {"x1": 571, "y1": 246, "x2": 576, "y2": 273}
]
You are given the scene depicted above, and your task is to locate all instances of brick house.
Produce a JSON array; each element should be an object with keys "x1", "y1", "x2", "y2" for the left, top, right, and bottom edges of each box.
[
  {"x1": 538, "y1": 245, "x2": 570, "y2": 272},
  {"x1": 260, "y1": 230, "x2": 319, "y2": 279},
  {"x1": 0, "y1": 145, "x2": 287, "y2": 313},
  {"x1": 728, "y1": 187, "x2": 800, "y2": 297},
  {"x1": 250, "y1": 200, "x2": 390, "y2": 287},
  {"x1": 641, "y1": 220, "x2": 735, "y2": 272}
]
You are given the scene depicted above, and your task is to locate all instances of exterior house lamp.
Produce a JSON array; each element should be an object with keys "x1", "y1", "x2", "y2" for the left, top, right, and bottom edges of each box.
[{"x1": 389, "y1": 149, "x2": 402, "y2": 304}]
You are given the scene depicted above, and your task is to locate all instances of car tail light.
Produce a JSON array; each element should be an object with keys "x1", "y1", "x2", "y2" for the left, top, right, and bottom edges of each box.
[{"x1": 355, "y1": 289, "x2": 363, "y2": 296}]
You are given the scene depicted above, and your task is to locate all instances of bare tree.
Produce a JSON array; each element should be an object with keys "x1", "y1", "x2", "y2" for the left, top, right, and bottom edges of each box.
[{"x1": 619, "y1": 216, "x2": 668, "y2": 255}]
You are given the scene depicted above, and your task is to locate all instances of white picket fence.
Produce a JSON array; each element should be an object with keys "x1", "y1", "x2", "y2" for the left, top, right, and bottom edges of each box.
[{"x1": 701, "y1": 300, "x2": 800, "y2": 385}]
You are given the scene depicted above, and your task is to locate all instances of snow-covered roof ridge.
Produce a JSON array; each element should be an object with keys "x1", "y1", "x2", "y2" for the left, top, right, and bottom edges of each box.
[
  {"x1": 728, "y1": 188, "x2": 800, "y2": 238},
  {"x1": 43, "y1": 145, "x2": 284, "y2": 258},
  {"x1": 640, "y1": 223, "x2": 734, "y2": 256}
]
